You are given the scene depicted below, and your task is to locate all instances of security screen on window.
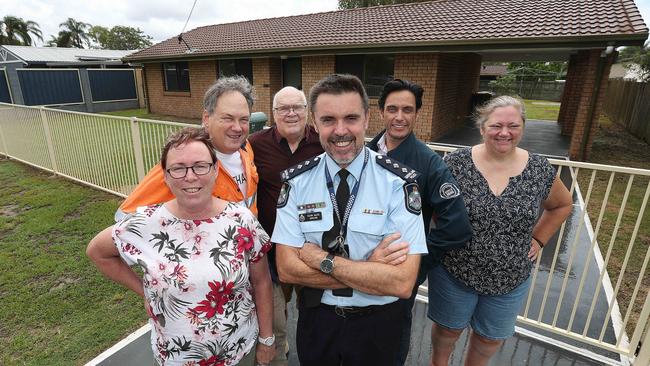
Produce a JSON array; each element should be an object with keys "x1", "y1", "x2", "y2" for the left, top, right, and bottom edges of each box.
[
  {"x1": 163, "y1": 62, "x2": 190, "y2": 92},
  {"x1": 335, "y1": 54, "x2": 394, "y2": 97}
]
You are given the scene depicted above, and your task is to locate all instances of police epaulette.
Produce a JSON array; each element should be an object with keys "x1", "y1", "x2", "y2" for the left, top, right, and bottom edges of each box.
[
  {"x1": 280, "y1": 156, "x2": 321, "y2": 181},
  {"x1": 376, "y1": 155, "x2": 420, "y2": 183}
]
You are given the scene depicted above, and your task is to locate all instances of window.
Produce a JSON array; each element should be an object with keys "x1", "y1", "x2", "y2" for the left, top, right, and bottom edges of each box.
[
  {"x1": 282, "y1": 57, "x2": 302, "y2": 89},
  {"x1": 335, "y1": 54, "x2": 394, "y2": 97},
  {"x1": 218, "y1": 59, "x2": 253, "y2": 84},
  {"x1": 163, "y1": 62, "x2": 190, "y2": 92}
]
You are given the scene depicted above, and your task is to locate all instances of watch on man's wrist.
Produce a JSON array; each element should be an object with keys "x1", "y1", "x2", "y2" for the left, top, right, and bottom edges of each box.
[
  {"x1": 320, "y1": 253, "x2": 335, "y2": 274},
  {"x1": 258, "y1": 334, "x2": 275, "y2": 346}
]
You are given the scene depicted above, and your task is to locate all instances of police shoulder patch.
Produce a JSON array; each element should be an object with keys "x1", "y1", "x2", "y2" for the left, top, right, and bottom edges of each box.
[
  {"x1": 277, "y1": 182, "x2": 291, "y2": 208},
  {"x1": 439, "y1": 182, "x2": 461, "y2": 200},
  {"x1": 375, "y1": 155, "x2": 420, "y2": 183},
  {"x1": 280, "y1": 156, "x2": 321, "y2": 182},
  {"x1": 403, "y1": 182, "x2": 422, "y2": 215}
]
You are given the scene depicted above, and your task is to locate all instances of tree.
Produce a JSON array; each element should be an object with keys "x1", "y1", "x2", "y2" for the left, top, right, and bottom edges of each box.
[
  {"x1": 90, "y1": 25, "x2": 152, "y2": 50},
  {"x1": 338, "y1": 0, "x2": 429, "y2": 9},
  {"x1": 617, "y1": 44, "x2": 650, "y2": 81},
  {"x1": 55, "y1": 18, "x2": 91, "y2": 48},
  {"x1": 88, "y1": 25, "x2": 110, "y2": 48},
  {"x1": 0, "y1": 15, "x2": 43, "y2": 46}
]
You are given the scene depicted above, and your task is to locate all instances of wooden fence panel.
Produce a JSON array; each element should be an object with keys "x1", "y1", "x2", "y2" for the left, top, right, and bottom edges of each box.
[{"x1": 603, "y1": 79, "x2": 650, "y2": 143}]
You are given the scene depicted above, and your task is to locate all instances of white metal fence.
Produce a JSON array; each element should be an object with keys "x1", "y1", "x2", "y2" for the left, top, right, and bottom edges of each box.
[{"x1": 0, "y1": 103, "x2": 649, "y2": 365}]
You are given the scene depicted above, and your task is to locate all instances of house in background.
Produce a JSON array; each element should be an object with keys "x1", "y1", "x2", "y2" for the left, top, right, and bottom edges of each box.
[
  {"x1": 0, "y1": 45, "x2": 144, "y2": 113},
  {"x1": 124, "y1": 0, "x2": 647, "y2": 160},
  {"x1": 479, "y1": 64, "x2": 508, "y2": 89},
  {"x1": 609, "y1": 61, "x2": 646, "y2": 81}
]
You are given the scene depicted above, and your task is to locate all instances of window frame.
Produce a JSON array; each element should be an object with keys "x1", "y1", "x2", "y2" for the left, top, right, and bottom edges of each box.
[
  {"x1": 162, "y1": 62, "x2": 190, "y2": 92},
  {"x1": 335, "y1": 54, "x2": 395, "y2": 97},
  {"x1": 218, "y1": 58, "x2": 253, "y2": 84}
]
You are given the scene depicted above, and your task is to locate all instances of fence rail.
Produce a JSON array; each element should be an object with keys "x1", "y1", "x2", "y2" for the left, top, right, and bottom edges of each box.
[
  {"x1": 0, "y1": 102, "x2": 649, "y2": 366},
  {"x1": 603, "y1": 79, "x2": 650, "y2": 143}
]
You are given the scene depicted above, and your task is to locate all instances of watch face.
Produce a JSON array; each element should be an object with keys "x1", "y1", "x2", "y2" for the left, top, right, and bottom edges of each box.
[{"x1": 320, "y1": 258, "x2": 334, "y2": 274}]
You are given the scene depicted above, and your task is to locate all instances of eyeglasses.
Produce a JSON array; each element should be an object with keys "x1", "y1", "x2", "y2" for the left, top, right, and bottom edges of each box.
[
  {"x1": 273, "y1": 104, "x2": 306, "y2": 116},
  {"x1": 486, "y1": 124, "x2": 522, "y2": 132},
  {"x1": 166, "y1": 162, "x2": 214, "y2": 179}
]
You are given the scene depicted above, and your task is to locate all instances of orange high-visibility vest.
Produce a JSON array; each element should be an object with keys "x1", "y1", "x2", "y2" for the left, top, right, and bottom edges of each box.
[{"x1": 119, "y1": 141, "x2": 259, "y2": 216}]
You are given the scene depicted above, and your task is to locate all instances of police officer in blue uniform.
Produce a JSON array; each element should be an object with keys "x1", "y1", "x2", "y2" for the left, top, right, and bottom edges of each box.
[
  {"x1": 273, "y1": 74, "x2": 427, "y2": 366},
  {"x1": 367, "y1": 79, "x2": 472, "y2": 365}
]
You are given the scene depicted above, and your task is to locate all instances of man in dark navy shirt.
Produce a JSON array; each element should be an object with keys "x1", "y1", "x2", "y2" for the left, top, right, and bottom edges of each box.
[
  {"x1": 367, "y1": 79, "x2": 473, "y2": 366},
  {"x1": 249, "y1": 86, "x2": 323, "y2": 366}
]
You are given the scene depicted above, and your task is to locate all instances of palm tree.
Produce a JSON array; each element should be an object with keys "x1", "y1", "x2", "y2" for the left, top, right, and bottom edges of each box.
[
  {"x1": 47, "y1": 32, "x2": 72, "y2": 48},
  {"x1": 57, "y1": 18, "x2": 91, "y2": 48},
  {"x1": 0, "y1": 15, "x2": 43, "y2": 46}
]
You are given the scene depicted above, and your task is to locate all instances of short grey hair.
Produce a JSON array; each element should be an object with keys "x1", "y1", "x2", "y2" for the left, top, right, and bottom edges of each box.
[
  {"x1": 203, "y1": 76, "x2": 256, "y2": 115},
  {"x1": 474, "y1": 95, "x2": 526, "y2": 129},
  {"x1": 273, "y1": 86, "x2": 307, "y2": 108}
]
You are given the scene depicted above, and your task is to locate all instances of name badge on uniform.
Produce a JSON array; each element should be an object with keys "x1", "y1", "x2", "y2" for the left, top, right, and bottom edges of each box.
[
  {"x1": 361, "y1": 208, "x2": 384, "y2": 215},
  {"x1": 299, "y1": 212, "x2": 322, "y2": 222}
]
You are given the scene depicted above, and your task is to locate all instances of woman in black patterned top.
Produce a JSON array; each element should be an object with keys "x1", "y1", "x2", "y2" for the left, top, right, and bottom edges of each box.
[{"x1": 427, "y1": 96, "x2": 572, "y2": 366}]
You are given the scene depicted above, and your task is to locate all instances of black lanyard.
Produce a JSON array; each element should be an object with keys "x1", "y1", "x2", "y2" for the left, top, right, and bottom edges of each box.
[{"x1": 324, "y1": 148, "x2": 369, "y2": 246}]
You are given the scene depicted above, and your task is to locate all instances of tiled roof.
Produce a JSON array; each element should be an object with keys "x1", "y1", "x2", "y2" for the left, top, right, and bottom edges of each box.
[
  {"x1": 481, "y1": 65, "x2": 508, "y2": 76},
  {"x1": 126, "y1": 0, "x2": 648, "y2": 61},
  {"x1": 2, "y1": 45, "x2": 134, "y2": 64}
]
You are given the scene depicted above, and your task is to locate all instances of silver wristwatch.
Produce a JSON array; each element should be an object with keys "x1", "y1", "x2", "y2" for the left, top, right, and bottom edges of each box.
[
  {"x1": 258, "y1": 334, "x2": 275, "y2": 346},
  {"x1": 320, "y1": 253, "x2": 335, "y2": 274}
]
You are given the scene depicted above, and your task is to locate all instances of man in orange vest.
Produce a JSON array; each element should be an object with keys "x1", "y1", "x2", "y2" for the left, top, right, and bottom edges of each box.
[{"x1": 117, "y1": 75, "x2": 259, "y2": 219}]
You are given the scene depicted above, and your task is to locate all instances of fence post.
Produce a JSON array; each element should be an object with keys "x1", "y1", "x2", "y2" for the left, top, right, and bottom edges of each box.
[
  {"x1": 39, "y1": 106, "x2": 58, "y2": 173},
  {"x1": 631, "y1": 288, "x2": 650, "y2": 365},
  {"x1": 129, "y1": 117, "x2": 146, "y2": 181},
  {"x1": 634, "y1": 324, "x2": 650, "y2": 365},
  {"x1": 0, "y1": 109, "x2": 8, "y2": 159}
]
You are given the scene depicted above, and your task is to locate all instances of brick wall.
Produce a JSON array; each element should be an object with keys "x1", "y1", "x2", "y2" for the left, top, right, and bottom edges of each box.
[
  {"x1": 252, "y1": 58, "x2": 282, "y2": 125},
  {"x1": 391, "y1": 53, "x2": 438, "y2": 140},
  {"x1": 301, "y1": 56, "x2": 335, "y2": 126},
  {"x1": 146, "y1": 61, "x2": 217, "y2": 120},
  {"x1": 566, "y1": 49, "x2": 615, "y2": 160},
  {"x1": 391, "y1": 52, "x2": 481, "y2": 142},
  {"x1": 144, "y1": 53, "x2": 482, "y2": 143},
  {"x1": 436, "y1": 53, "x2": 481, "y2": 140},
  {"x1": 558, "y1": 53, "x2": 581, "y2": 136}
]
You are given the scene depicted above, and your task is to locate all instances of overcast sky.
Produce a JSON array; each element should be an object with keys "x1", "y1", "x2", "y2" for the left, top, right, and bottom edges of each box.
[
  {"x1": 4, "y1": 0, "x2": 339, "y2": 46},
  {"x1": 3, "y1": 0, "x2": 650, "y2": 48}
]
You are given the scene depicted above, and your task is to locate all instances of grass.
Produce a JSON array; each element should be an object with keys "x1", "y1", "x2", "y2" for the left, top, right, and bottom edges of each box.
[
  {"x1": 102, "y1": 108, "x2": 201, "y2": 125},
  {"x1": 1, "y1": 104, "x2": 648, "y2": 363},
  {"x1": 576, "y1": 115, "x2": 650, "y2": 336},
  {"x1": 523, "y1": 99, "x2": 561, "y2": 121},
  {"x1": 0, "y1": 160, "x2": 146, "y2": 365}
]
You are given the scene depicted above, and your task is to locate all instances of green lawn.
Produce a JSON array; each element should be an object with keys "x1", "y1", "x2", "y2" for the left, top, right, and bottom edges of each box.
[
  {"x1": 101, "y1": 108, "x2": 201, "y2": 125},
  {"x1": 1, "y1": 103, "x2": 648, "y2": 363},
  {"x1": 523, "y1": 99, "x2": 561, "y2": 121},
  {"x1": 577, "y1": 116, "x2": 650, "y2": 335},
  {"x1": 0, "y1": 161, "x2": 146, "y2": 365}
]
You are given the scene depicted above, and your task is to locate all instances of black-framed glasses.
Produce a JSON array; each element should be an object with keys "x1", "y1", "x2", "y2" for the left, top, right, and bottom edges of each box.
[
  {"x1": 273, "y1": 104, "x2": 306, "y2": 116},
  {"x1": 166, "y1": 162, "x2": 214, "y2": 179}
]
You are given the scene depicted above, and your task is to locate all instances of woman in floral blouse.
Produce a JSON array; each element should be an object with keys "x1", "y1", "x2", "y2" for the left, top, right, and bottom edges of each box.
[
  {"x1": 427, "y1": 96, "x2": 573, "y2": 366},
  {"x1": 87, "y1": 127, "x2": 275, "y2": 366}
]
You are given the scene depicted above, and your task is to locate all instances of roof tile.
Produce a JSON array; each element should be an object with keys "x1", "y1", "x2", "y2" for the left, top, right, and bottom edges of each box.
[{"x1": 126, "y1": 0, "x2": 648, "y2": 61}]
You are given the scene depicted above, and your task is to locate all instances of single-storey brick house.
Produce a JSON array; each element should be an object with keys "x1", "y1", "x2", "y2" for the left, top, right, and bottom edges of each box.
[{"x1": 124, "y1": 0, "x2": 648, "y2": 160}]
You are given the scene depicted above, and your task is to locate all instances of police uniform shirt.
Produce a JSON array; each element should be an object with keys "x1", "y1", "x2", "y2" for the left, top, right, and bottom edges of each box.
[{"x1": 271, "y1": 147, "x2": 427, "y2": 307}]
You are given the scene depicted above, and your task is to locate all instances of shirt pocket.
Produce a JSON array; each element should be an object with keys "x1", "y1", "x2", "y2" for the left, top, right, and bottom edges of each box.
[
  {"x1": 298, "y1": 210, "x2": 333, "y2": 244},
  {"x1": 348, "y1": 211, "x2": 387, "y2": 239}
]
